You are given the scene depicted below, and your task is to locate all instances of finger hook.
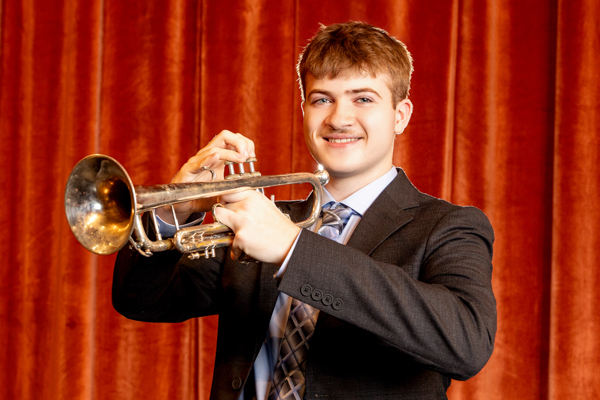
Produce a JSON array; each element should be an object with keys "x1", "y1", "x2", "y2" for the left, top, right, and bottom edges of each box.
[{"x1": 202, "y1": 166, "x2": 216, "y2": 181}]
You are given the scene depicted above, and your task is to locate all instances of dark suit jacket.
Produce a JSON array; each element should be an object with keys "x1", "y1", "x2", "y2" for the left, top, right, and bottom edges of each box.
[{"x1": 113, "y1": 169, "x2": 496, "y2": 400}]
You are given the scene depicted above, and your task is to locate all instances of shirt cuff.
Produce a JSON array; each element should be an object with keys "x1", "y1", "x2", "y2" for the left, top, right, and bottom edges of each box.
[
  {"x1": 155, "y1": 213, "x2": 205, "y2": 237},
  {"x1": 274, "y1": 229, "x2": 303, "y2": 280}
]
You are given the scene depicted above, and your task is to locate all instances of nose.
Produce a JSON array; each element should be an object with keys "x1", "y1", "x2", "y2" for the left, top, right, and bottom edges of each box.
[{"x1": 325, "y1": 101, "x2": 354, "y2": 130}]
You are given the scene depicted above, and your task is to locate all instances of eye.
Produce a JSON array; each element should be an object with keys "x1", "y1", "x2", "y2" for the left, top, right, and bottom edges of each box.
[
  {"x1": 312, "y1": 98, "x2": 331, "y2": 105},
  {"x1": 356, "y1": 97, "x2": 373, "y2": 103}
]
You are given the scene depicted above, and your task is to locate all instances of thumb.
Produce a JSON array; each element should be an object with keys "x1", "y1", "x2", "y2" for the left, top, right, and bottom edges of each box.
[
  {"x1": 230, "y1": 248, "x2": 242, "y2": 261},
  {"x1": 214, "y1": 206, "x2": 243, "y2": 261},
  {"x1": 213, "y1": 205, "x2": 236, "y2": 232}
]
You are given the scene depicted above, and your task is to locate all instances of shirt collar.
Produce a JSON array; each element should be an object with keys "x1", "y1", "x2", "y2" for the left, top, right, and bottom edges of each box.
[{"x1": 321, "y1": 167, "x2": 398, "y2": 217}]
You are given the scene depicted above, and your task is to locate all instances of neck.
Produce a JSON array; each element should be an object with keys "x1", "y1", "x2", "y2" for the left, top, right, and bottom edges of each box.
[{"x1": 325, "y1": 166, "x2": 393, "y2": 201}]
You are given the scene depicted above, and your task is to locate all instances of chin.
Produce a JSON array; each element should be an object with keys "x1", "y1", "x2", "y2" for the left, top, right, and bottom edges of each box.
[{"x1": 324, "y1": 167, "x2": 359, "y2": 180}]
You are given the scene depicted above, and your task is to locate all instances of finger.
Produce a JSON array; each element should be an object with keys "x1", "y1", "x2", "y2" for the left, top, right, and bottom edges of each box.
[
  {"x1": 208, "y1": 130, "x2": 256, "y2": 158},
  {"x1": 230, "y1": 248, "x2": 242, "y2": 261},
  {"x1": 208, "y1": 130, "x2": 255, "y2": 156},
  {"x1": 219, "y1": 189, "x2": 256, "y2": 205},
  {"x1": 186, "y1": 152, "x2": 221, "y2": 174},
  {"x1": 185, "y1": 148, "x2": 245, "y2": 173},
  {"x1": 175, "y1": 149, "x2": 245, "y2": 184},
  {"x1": 213, "y1": 206, "x2": 236, "y2": 231},
  {"x1": 214, "y1": 206, "x2": 244, "y2": 261}
]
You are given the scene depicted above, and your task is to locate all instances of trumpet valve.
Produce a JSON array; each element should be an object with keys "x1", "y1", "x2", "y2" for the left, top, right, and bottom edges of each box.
[
  {"x1": 247, "y1": 158, "x2": 256, "y2": 173},
  {"x1": 226, "y1": 162, "x2": 236, "y2": 177},
  {"x1": 225, "y1": 158, "x2": 261, "y2": 180}
]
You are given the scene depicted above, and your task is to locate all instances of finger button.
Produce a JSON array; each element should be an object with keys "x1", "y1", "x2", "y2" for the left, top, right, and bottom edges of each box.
[{"x1": 300, "y1": 284, "x2": 312, "y2": 297}]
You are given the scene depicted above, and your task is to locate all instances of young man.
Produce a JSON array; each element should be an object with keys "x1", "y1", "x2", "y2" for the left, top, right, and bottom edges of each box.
[{"x1": 113, "y1": 22, "x2": 496, "y2": 400}]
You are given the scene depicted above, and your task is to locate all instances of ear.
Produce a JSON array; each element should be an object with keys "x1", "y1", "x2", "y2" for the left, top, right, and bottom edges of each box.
[{"x1": 394, "y1": 99, "x2": 413, "y2": 134}]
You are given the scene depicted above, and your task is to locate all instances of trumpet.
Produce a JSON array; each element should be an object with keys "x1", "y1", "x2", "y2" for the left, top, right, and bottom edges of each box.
[{"x1": 64, "y1": 154, "x2": 329, "y2": 259}]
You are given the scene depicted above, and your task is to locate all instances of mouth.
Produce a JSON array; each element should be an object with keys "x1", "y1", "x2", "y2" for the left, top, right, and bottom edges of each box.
[{"x1": 325, "y1": 138, "x2": 360, "y2": 144}]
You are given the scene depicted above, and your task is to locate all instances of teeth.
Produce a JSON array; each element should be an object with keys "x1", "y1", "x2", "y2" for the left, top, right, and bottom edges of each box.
[{"x1": 328, "y1": 138, "x2": 358, "y2": 143}]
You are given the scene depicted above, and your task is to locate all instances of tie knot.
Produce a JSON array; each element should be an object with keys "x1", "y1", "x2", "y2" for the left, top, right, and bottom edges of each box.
[{"x1": 318, "y1": 202, "x2": 355, "y2": 239}]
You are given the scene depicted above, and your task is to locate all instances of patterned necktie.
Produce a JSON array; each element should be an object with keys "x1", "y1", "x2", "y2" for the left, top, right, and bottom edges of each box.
[
  {"x1": 269, "y1": 203, "x2": 355, "y2": 400},
  {"x1": 268, "y1": 297, "x2": 319, "y2": 400},
  {"x1": 317, "y1": 202, "x2": 356, "y2": 241}
]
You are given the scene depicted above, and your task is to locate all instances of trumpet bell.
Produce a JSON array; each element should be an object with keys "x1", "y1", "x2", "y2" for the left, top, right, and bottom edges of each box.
[{"x1": 65, "y1": 155, "x2": 136, "y2": 255}]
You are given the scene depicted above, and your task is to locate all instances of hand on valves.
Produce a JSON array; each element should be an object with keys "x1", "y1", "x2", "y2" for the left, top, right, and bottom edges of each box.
[
  {"x1": 156, "y1": 130, "x2": 300, "y2": 265},
  {"x1": 156, "y1": 130, "x2": 256, "y2": 225}
]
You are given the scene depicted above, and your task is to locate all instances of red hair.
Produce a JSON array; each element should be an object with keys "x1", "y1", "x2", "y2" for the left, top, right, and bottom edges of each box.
[{"x1": 297, "y1": 21, "x2": 413, "y2": 107}]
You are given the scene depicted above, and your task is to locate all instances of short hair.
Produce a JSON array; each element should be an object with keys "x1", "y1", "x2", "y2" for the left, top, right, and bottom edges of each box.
[{"x1": 296, "y1": 21, "x2": 414, "y2": 107}]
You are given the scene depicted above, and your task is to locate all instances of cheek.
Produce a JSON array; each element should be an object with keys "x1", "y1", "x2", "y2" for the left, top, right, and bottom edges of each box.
[
  {"x1": 303, "y1": 117, "x2": 315, "y2": 141},
  {"x1": 363, "y1": 110, "x2": 396, "y2": 134},
  {"x1": 303, "y1": 126, "x2": 320, "y2": 157},
  {"x1": 303, "y1": 113, "x2": 323, "y2": 141},
  {"x1": 303, "y1": 121, "x2": 314, "y2": 142},
  {"x1": 303, "y1": 110, "x2": 320, "y2": 131}
]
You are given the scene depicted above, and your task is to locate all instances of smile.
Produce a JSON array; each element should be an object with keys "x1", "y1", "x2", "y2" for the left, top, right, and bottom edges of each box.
[{"x1": 326, "y1": 138, "x2": 360, "y2": 143}]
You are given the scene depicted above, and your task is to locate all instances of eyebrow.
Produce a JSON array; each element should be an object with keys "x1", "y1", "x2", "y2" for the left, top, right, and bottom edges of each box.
[
  {"x1": 348, "y1": 88, "x2": 382, "y2": 97},
  {"x1": 307, "y1": 87, "x2": 382, "y2": 98}
]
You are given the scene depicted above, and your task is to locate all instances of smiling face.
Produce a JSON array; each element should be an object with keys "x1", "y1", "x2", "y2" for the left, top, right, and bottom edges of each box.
[{"x1": 303, "y1": 72, "x2": 412, "y2": 191}]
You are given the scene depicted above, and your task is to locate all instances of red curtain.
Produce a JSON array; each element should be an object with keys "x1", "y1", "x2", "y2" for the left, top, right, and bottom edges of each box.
[{"x1": 1, "y1": 0, "x2": 598, "y2": 399}]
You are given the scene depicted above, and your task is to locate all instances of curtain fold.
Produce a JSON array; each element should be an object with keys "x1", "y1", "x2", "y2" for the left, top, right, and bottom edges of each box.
[
  {"x1": 449, "y1": 2, "x2": 558, "y2": 399},
  {"x1": 549, "y1": 0, "x2": 600, "y2": 398},
  {"x1": 1, "y1": 0, "x2": 598, "y2": 399}
]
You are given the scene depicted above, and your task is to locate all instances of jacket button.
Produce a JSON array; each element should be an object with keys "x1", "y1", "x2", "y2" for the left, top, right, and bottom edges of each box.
[
  {"x1": 232, "y1": 376, "x2": 242, "y2": 390},
  {"x1": 322, "y1": 294, "x2": 334, "y2": 306},
  {"x1": 311, "y1": 289, "x2": 323, "y2": 301},
  {"x1": 301, "y1": 284, "x2": 312, "y2": 296},
  {"x1": 332, "y1": 298, "x2": 344, "y2": 310}
]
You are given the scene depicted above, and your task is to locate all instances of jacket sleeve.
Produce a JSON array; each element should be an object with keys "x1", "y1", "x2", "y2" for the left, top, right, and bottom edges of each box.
[
  {"x1": 277, "y1": 205, "x2": 496, "y2": 380},
  {"x1": 112, "y1": 229, "x2": 226, "y2": 323}
]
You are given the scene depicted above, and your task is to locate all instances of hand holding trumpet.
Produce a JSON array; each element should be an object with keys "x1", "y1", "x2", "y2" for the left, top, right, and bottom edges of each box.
[
  {"x1": 156, "y1": 130, "x2": 256, "y2": 225},
  {"x1": 215, "y1": 189, "x2": 301, "y2": 265},
  {"x1": 159, "y1": 130, "x2": 301, "y2": 265}
]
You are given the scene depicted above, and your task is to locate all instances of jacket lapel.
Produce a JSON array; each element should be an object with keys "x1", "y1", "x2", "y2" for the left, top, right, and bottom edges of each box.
[
  {"x1": 282, "y1": 169, "x2": 420, "y2": 255},
  {"x1": 250, "y1": 171, "x2": 419, "y2": 354},
  {"x1": 346, "y1": 169, "x2": 420, "y2": 255}
]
